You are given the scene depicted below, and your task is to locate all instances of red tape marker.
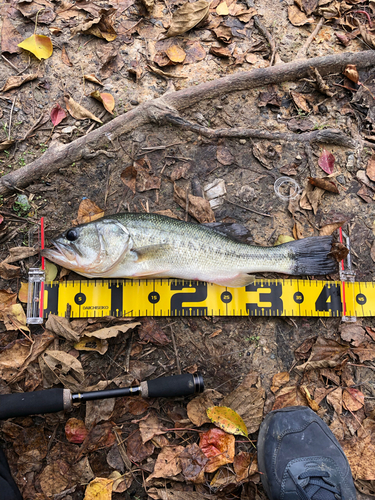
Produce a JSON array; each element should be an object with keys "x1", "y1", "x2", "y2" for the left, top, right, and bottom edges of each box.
[{"x1": 39, "y1": 217, "x2": 45, "y2": 320}]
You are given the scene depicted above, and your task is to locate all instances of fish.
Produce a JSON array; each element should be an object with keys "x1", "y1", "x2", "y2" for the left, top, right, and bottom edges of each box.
[{"x1": 42, "y1": 213, "x2": 337, "y2": 288}]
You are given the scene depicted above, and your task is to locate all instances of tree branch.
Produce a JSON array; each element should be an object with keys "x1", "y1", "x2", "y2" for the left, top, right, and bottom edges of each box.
[{"x1": 1, "y1": 50, "x2": 374, "y2": 196}]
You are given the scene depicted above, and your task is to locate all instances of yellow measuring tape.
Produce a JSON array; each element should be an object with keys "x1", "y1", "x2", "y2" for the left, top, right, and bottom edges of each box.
[{"x1": 42, "y1": 278, "x2": 374, "y2": 318}]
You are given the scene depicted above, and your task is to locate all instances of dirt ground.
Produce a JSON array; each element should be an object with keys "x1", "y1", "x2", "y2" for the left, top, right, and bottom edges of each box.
[{"x1": 1, "y1": 0, "x2": 375, "y2": 498}]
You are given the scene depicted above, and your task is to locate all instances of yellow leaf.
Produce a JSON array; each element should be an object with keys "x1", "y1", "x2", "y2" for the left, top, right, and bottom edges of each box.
[
  {"x1": 18, "y1": 34, "x2": 53, "y2": 60},
  {"x1": 90, "y1": 91, "x2": 115, "y2": 115},
  {"x1": 165, "y1": 45, "x2": 186, "y2": 63},
  {"x1": 216, "y1": 1, "x2": 229, "y2": 15},
  {"x1": 74, "y1": 336, "x2": 108, "y2": 355},
  {"x1": 18, "y1": 282, "x2": 29, "y2": 303},
  {"x1": 207, "y1": 406, "x2": 248, "y2": 438},
  {"x1": 44, "y1": 260, "x2": 58, "y2": 281},
  {"x1": 84, "y1": 477, "x2": 113, "y2": 500},
  {"x1": 274, "y1": 234, "x2": 294, "y2": 246}
]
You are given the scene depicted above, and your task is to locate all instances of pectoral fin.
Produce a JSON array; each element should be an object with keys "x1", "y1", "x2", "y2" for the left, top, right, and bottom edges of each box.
[{"x1": 133, "y1": 244, "x2": 172, "y2": 262}]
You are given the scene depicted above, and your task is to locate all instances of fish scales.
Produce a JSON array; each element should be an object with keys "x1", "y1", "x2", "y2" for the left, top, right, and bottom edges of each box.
[{"x1": 42, "y1": 213, "x2": 337, "y2": 288}]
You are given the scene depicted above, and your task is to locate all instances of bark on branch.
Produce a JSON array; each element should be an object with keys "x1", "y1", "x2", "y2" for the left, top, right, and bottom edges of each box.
[{"x1": 1, "y1": 50, "x2": 374, "y2": 196}]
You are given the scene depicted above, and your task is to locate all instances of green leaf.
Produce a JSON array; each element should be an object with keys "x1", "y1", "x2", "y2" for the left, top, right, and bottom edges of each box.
[{"x1": 206, "y1": 406, "x2": 248, "y2": 438}]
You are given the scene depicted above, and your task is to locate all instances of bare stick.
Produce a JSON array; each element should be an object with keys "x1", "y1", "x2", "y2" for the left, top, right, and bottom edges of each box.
[
  {"x1": 169, "y1": 326, "x2": 181, "y2": 375},
  {"x1": 226, "y1": 198, "x2": 271, "y2": 217},
  {"x1": 123, "y1": 332, "x2": 133, "y2": 373},
  {"x1": 8, "y1": 97, "x2": 16, "y2": 140},
  {"x1": 1, "y1": 54, "x2": 19, "y2": 72},
  {"x1": 1, "y1": 50, "x2": 375, "y2": 196},
  {"x1": 296, "y1": 17, "x2": 325, "y2": 60}
]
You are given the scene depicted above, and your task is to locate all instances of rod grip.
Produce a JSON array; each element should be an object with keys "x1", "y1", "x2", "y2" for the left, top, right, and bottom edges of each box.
[
  {"x1": 0, "y1": 389, "x2": 70, "y2": 419},
  {"x1": 142, "y1": 374, "x2": 200, "y2": 398}
]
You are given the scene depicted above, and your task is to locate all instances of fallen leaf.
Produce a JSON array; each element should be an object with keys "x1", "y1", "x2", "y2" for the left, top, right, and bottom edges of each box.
[
  {"x1": 1, "y1": 73, "x2": 39, "y2": 92},
  {"x1": 166, "y1": 0, "x2": 210, "y2": 37},
  {"x1": 365, "y1": 327, "x2": 375, "y2": 342},
  {"x1": 165, "y1": 45, "x2": 186, "y2": 63},
  {"x1": 45, "y1": 259, "x2": 58, "y2": 281},
  {"x1": 221, "y1": 371, "x2": 264, "y2": 434},
  {"x1": 296, "y1": 337, "x2": 350, "y2": 371},
  {"x1": 329, "y1": 242, "x2": 349, "y2": 263},
  {"x1": 3, "y1": 247, "x2": 38, "y2": 264},
  {"x1": 199, "y1": 428, "x2": 235, "y2": 473},
  {"x1": 141, "y1": 0, "x2": 154, "y2": 12},
  {"x1": 273, "y1": 385, "x2": 308, "y2": 410},
  {"x1": 340, "y1": 323, "x2": 366, "y2": 347},
  {"x1": 121, "y1": 166, "x2": 137, "y2": 194},
  {"x1": 209, "y1": 45, "x2": 231, "y2": 58},
  {"x1": 84, "y1": 477, "x2": 113, "y2": 500},
  {"x1": 340, "y1": 418, "x2": 375, "y2": 480},
  {"x1": 79, "y1": 422, "x2": 116, "y2": 457},
  {"x1": 147, "y1": 64, "x2": 188, "y2": 79},
  {"x1": 138, "y1": 318, "x2": 170, "y2": 345},
  {"x1": 287, "y1": 118, "x2": 314, "y2": 132},
  {"x1": 146, "y1": 445, "x2": 185, "y2": 481},
  {"x1": 319, "y1": 220, "x2": 346, "y2": 236},
  {"x1": 213, "y1": 25, "x2": 232, "y2": 43},
  {"x1": 210, "y1": 467, "x2": 237, "y2": 490},
  {"x1": 109, "y1": 471, "x2": 133, "y2": 493},
  {"x1": 187, "y1": 389, "x2": 223, "y2": 426},
  {"x1": 318, "y1": 149, "x2": 335, "y2": 174},
  {"x1": 366, "y1": 154, "x2": 375, "y2": 182},
  {"x1": 16, "y1": 0, "x2": 56, "y2": 24},
  {"x1": 73, "y1": 199, "x2": 105, "y2": 225},
  {"x1": 50, "y1": 103, "x2": 67, "y2": 127},
  {"x1": 216, "y1": 1, "x2": 229, "y2": 15},
  {"x1": 271, "y1": 371, "x2": 290, "y2": 392},
  {"x1": 174, "y1": 183, "x2": 215, "y2": 223},
  {"x1": 45, "y1": 314, "x2": 81, "y2": 342},
  {"x1": 127, "y1": 429, "x2": 155, "y2": 462},
  {"x1": 49, "y1": 26, "x2": 62, "y2": 35},
  {"x1": 136, "y1": 166, "x2": 162, "y2": 192},
  {"x1": 290, "y1": 91, "x2": 310, "y2": 113},
  {"x1": 304, "y1": 182, "x2": 324, "y2": 214},
  {"x1": 246, "y1": 53, "x2": 258, "y2": 64},
  {"x1": 183, "y1": 41, "x2": 206, "y2": 64},
  {"x1": 170, "y1": 164, "x2": 190, "y2": 181},
  {"x1": 300, "y1": 386, "x2": 320, "y2": 411},
  {"x1": 139, "y1": 414, "x2": 166, "y2": 443},
  {"x1": 1, "y1": 18, "x2": 23, "y2": 54},
  {"x1": 207, "y1": 406, "x2": 248, "y2": 437},
  {"x1": 233, "y1": 451, "x2": 258, "y2": 482},
  {"x1": 87, "y1": 322, "x2": 140, "y2": 340},
  {"x1": 61, "y1": 45, "x2": 73, "y2": 66},
  {"x1": 217, "y1": 146, "x2": 234, "y2": 165},
  {"x1": 3, "y1": 303, "x2": 29, "y2": 332},
  {"x1": 65, "y1": 95, "x2": 103, "y2": 123},
  {"x1": 300, "y1": 0, "x2": 318, "y2": 16},
  {"x1": 0, "y1": 139, "x2": 15, "y2": 153},
  {"x1": 343, "y1": 388, "x2": 364, "y2": 412},
  {"x1": 65, "y1": 418, "x2": 89, "y2": 444},
  {"x1": 17, "y1": 283, "x2": 28, "y2": 303},
  {"x1": 42, "y1": 350, "x2": 84, "y2": 391},
  {"x1": 74, "y1": 336, "x2": 108, "y2": 355},
  {"x1": 90, "y1": 90, "x2": 115, "y2": 115},
  {"x1": 71, "y1": 9, "x2": 117, "y2": 41},
  {"x1": 84, "y1": 74, "x2": 104, "y2": 86},
  {"x1": 308, "y1": 177, "x2": 339, "y2": 193},
  {"x1": 288, "y1": 5, "x2": 314, "y2": 25},
  {"x1": 180, "y1": 443, "x2": 208, "y2": 484},
  {"x1": 18, "y1": 34, "x2": 53, "y2": 60},
  {"x1": 343, "y1": 64, "x2": 359, "y2": 84}
]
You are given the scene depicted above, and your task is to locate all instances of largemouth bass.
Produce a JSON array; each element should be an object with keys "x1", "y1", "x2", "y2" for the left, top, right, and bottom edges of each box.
[{"x1": 42, "y1": 213, "x2": 337, "y2": 287}]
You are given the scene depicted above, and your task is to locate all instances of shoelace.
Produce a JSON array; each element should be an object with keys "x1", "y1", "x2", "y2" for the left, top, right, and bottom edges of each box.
[{"x1": 289, "y1": 469, "x2": 342, "y2": 500}]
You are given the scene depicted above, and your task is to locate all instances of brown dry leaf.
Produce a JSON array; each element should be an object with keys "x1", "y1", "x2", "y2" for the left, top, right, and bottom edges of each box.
[
  {"x1": 139, "y1": 414, "x2": 166, "y2": 444},
  {"x1": 74, "y1": 336, "x2": 108, "y2": 355},
  {"x1": 217, "y1": 145, "x2": 234, "y2": 165},
  {"x1": 64, "y1": 95, "x2": 103, "y2": 123},
  {"x1": 273, "y1": 385, "x2": 308, "y2": 410},
  {"x1": 222, "y1": 371, "x2": 264, "y2": 434},
  {"x1": 79, "y1": 422, "x2": 116, "y2": 457},
  {"x1": 180, "y1": 443, "x2": 208, "y2": 484},
  {"x1": 200, "y1": 427, "x2": 235, "y2": 473},
  {"x1": 147, "y1": 64, "x2": 188, "y2": 79},
  {"x1": 341, "y1": 422, "x2": 375, "y2": 480},
  {"x1": 166, "y1": 0, "x2": 210, "y2": 37},
  {"x1": 16, "y1": 0, "x2": 55, "y2": 23},
  {"x1": 71, "y1": 8, "x2": 117, "y2": 41},
  {"x1": 184, "y1": 41, "x2": 206, "y2": 65},
  {"x1": 295, "y1": 337, "x2": 316, "y2": 360},
  {"x1": 0, "y1": 289, "x2": 17, "y2": 315},
  {"x1": 89, "y1": 322, "x2": 140, "y2": 340},
  {"x1": 3, "y1": 303, "x2": 29, "y2": 332},
  {"x1": 340, "y1": 323, "x2": 365, "y2": 347},
  {"x1": 146, "y1": 445, "x2": 185, "y2": 481},
  {"x1": 0, "y1": 139, "x2": 15, "y2": 153},
  {"x1": 165, "y1": 45, "x2": 186, "y2": 63},
  {"x1": 300, "y1": 386, "x2": 320, "y2": 411},
  {"x1": 305, "y1": 182, "x2": 324, "y2": 214},
  {"x1": 187, "y1": 389, "x2": 223, "y2": 426},
  {"x1": 209, "y1": 45, "x2": 231, "y2": 58},
  {"x1": 1, "y1": 73, "x2": 39, "y2": 92},
  {"x1": 319, "y1": 221, "x2": 346, "y2": 236},
  {"x1": 213, "y1": 25, "x2": 233, "y2": 43},
  {"x1": 138, "y1": 318, "x2": 170, "y2": 345},
  {"x1": 233, "y1": 451, "x2": 258, "y2": 482},
  {"x1": 299, "y1": 190, "x2": 313, "y2": 210},
  {"x1": 73, "y1": 199, "x2": 104, "y2": 225},
  {"x1": 0, "y1": 262, "x2": 20, "y2": 280},
  {"x1": 271, "y1": 372, "x2": 290, "y2": 393},
  {"x1": 61, "y1": 45, "x2": 73, "y2": 66},
  {"x1": 136, "y1": 167, "x2": 162, "y2": 192},
  {"x1": 174, "y1": 183, "x2": 215, "y2": 223},
  {"x1": 1, "y1": 18, "x2": 23, "y2": 54},
  {"x1": 308, "y1": 177, "x2": 339, "y2": 193},
  {"x1": 170, "y1": 164, "x2": 190, "y2": 181},
  {"x1": 343, "y1": 388, "x2": 364, "y2": 412},
  {"x1": 296, "y1": 337, "x2": 349, "y2": 371},
  {"x1": 300, "y1": 0, "x2": 318, "y2": 16},
  {"x1": 3, "y1": 247, "x2": 39, "y2": 264},
  {"x1": 329, "y1": 242, "x2": 349, "y2": 263},
  {"x1": 210, "y1": 468, "x2": 237, "y2": 490},
  {"x1": 121, "y1": 165, "x2": 137, "y2": 194},
  {"x1": 358, "y1": 185, "x2": 374, "y2": 203},
  {"x1": 141, "y1": 0, "x2": 154, "y2": 12},
  {"x1": 290, "y1": 90, "x2": 311, "y2": 113},
  {"x1": 109, "y1": 470, "x2": 132, "y2": 493},
  {"x1": 352, "y1": 344, "x2": 375, "y2": 363},
  {"x1": 42, "y1": 350, "x2": 84, "y2": 391},
  {"x1": 366, "y1": 153, "x2": 375, "y2": 182},
  {"x1": 0, "y1": 331, "x2": 54, "y2": 382},
  {"x1": 288, "y1": 5, "x2": 314, "y2": 25},
  {"x1": 343, "y1": 64, "x2": 359, "y2": 84},
  {"x1": 84, "y1": 74, "x2": 104, "y2": 86},
  {"x1": 45, "y1": 314, "x2": 81, "y2": 342}
]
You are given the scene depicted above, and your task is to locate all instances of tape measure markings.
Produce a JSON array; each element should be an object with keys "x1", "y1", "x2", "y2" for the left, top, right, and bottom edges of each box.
[{"x1": 42, "y1": 278, "x2": 375, "y2": 318}]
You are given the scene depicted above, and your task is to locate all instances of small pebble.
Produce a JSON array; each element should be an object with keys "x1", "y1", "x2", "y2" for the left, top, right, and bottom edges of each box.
[
  {"x1": 239, "y1": 139, "x2": 246, "y2": 144},
  {"x1": 130, "y1": 100, "x2": 139, "y2": 106},
  {"x1": 336, "y1": 174, "x2": 345, "y2": 185}
]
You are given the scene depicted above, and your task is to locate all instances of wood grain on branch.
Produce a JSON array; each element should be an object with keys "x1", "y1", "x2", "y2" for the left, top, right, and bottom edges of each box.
[{"x1": 1, "y1": 50, "x2": 374, "y2": 196}]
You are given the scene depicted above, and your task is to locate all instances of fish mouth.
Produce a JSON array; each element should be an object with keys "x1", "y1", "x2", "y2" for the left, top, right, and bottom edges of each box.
[{"x1": 42, "y1": 239, "x2": 78, "y2": 267}]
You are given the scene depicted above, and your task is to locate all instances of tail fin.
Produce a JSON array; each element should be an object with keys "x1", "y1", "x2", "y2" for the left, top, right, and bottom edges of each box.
[{"x1": 287, "y1": 236, "x2": 337, "y2": 275}]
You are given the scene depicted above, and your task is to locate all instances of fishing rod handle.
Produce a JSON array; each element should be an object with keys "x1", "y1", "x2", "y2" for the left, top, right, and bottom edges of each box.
[
  {"x1": 141, "y1": 373, "x2": 204, "y2": 398},
  {"x1": 0, "y1": 388, "x2": 71, "y2": 420}
]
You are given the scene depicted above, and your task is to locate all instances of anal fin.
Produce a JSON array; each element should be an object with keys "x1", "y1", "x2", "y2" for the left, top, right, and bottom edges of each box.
[{"x1": 214, "y1": 274, "x2": 255, "y2": 288}]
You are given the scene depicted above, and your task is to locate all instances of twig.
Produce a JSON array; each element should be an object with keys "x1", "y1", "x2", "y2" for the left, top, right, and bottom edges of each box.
[
  {"x1": 1, "y1": 54, "x2": 19, "y2": 73},
  {"x1": 253, "y1": 16, "x2": 283, "y2": 65},
  {"x1": 296, "y1": 17, "x2": 325, "y2": 60},
  {"x1": 8, "y1": 97, "x2": 16, "y2": 140},
  {"x1": 1, "y1": 50, "x2": 375, "y2": 196},
  {"x1": 85, "y1": 110, "x2": 106, "y2": 135},
  {"x1": 226, "y1": 198, "x2": 271, "y2": 217},
  {"x1": 124, "y1": 332, "x2": 133, "y2": 372},
  {"x1": 113, "y1": 428, "x2": 133, "y2": 471},
  {"x1": 169, "y1": 325, "x2": 181, "y2": 375}
]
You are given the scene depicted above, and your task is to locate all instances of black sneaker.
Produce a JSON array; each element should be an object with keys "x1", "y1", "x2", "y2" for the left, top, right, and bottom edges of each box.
[{"x1": 257, "y1": 406, "x2": 356, "y2": 500}]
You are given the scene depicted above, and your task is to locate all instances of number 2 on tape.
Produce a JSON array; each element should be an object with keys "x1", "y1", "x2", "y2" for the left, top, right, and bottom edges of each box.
[{"x1": 170, "y1": 281, "x2": 208, "y2": 316}]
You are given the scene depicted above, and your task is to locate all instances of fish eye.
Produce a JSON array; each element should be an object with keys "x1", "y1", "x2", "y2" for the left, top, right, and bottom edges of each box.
[{"x1": 66, "y1": 229, "x2": 78, "y2": 242}]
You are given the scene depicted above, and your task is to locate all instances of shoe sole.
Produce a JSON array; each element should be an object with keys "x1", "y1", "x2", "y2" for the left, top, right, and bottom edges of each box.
[{"x1": 257, "y1": 406, "x2": 313, "y2": 500}]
